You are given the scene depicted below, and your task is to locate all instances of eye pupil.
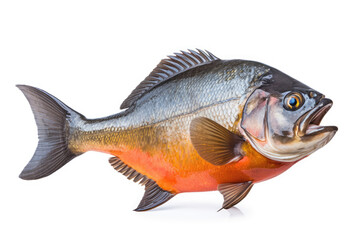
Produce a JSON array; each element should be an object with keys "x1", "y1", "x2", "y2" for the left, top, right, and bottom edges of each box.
[
  {"x1": 289, "y1": 97, "x2": 297, "y2": 106},
  {"x1": 284, "y1": 92, "x2": 304, "y2": 111}
]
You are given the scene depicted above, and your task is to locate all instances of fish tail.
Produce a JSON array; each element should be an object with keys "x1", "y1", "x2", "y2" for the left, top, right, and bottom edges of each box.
[{"x1": 17, "y1": 85, "x2": 84, "y2": 180}]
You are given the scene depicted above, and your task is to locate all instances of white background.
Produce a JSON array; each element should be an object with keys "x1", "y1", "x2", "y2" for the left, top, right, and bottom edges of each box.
[{"x1": 1, "y1": 0, "x2": 359, "y2": 239}]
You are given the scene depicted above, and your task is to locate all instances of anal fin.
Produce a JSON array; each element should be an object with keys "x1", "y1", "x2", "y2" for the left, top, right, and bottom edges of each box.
[
  {"x1": 109, "y1": 156, "x2": 175, "y2": 211},
  {"x1": 109, "y1": 157, "x2": 152, "y2": 185},
  {"x1": 218, "y1": 181, "x2": 253, "y2": 210},
  {"x1": 135, "y1": 182, "x2": 175, "y2": 212}
]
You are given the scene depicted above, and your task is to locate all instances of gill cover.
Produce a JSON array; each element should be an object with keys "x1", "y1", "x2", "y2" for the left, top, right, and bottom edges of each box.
[
  {"x1": 241, "y1": 87, "x2": 305, "y2": 162},
  {"x1": 241, "y1": 89, "x2": 270, "y2": 142}
]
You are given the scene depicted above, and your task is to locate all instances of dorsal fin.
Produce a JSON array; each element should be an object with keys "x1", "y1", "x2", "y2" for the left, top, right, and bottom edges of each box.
[{"x1": 120, "y1": 49, "x2": 220, "y2": 109}]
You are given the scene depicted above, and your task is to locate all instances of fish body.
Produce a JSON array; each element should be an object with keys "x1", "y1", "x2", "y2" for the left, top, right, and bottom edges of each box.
[
  {"x1": 68, "y1": 60, "x2": 291, "y2": 193},
  {"x1": 18, "y1": 50, "x2": 337, "y2": 211}
]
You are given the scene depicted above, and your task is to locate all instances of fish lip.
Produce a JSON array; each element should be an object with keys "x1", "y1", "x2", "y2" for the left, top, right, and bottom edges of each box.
[{"x1": 297, "y1": 98, "x2": 338, "y2": 137}]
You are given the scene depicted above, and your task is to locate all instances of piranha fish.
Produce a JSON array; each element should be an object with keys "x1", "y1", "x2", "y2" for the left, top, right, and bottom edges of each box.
[{"x1": 18, "y1": 49, "x2": 337, "y2": 211}]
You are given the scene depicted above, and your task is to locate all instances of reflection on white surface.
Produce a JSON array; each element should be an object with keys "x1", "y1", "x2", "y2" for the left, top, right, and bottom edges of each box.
[
  {"x1": 226, "y1": 207, "x2": 244, "y2": 218},
  {"x1": 130, "y1": 193, "x2": 248, "y2": 222}
]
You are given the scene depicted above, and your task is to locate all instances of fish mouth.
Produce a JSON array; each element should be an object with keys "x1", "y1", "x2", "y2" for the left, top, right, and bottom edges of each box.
[{"x1": 298, "y1": 98, "x2": 338, "y2": 137}]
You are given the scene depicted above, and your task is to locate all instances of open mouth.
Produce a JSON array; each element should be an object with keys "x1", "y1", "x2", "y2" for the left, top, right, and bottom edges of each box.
[{"x1": 298, "y1": 98, "x2": 338, "y2": 136}]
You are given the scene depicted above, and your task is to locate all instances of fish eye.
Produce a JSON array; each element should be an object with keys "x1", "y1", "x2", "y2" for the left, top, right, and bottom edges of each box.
[{"x1": 284, "y1": 92, "x2": 304, "y2": 111}]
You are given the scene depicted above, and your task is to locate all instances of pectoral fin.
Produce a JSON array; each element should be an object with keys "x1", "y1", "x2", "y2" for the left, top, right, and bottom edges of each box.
[
  {"x1": 218, "y1": 181, "x2": 253, "y2": 210},
  {"x1": 190, "y1": 117, "x2": 245, "y2": 165}
]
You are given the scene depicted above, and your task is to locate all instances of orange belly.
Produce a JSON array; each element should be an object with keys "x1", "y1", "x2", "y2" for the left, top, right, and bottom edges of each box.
[{"x1": 108, "y1": 141, "x2": 296, "y2": 194}]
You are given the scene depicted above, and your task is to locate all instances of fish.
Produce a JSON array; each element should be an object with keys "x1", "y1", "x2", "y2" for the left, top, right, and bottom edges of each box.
[{"x1": 17, "y1": 49, "x2": 337, "y2": 211}]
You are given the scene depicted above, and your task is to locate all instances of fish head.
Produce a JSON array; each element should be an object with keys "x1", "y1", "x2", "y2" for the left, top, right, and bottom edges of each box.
[{"x1": 240, "y1": 68, "x2": 337, "y2": 162}]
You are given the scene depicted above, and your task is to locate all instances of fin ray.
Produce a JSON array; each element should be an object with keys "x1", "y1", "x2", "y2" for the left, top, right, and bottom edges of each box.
[
  {"x1": 134, "y1": 182, "x2": 175, "y2": 211},
  {"x1": 17, "y1": 85, "x2": 83, "y2": 180},
  {"x1": 120, "y1": 49, "x2": 220, "y2": 109},
  {"x1": 109, "y1": 157, "x2": 152, "y2": 184},
  {"x1": 190, "y1": 117, "x2": 244, "y2": 165},
  {"x1": 218, "y1": 182, "x2": 253, "y2": 210},
  {"x1": 109, "y1": 156, "x2": 175, "y2": 211}
]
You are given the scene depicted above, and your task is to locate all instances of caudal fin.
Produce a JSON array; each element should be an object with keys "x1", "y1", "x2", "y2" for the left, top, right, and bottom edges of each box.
[{"x1": 17, "y1": 85, "x2": 83, "y2": 180}]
